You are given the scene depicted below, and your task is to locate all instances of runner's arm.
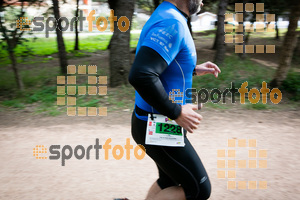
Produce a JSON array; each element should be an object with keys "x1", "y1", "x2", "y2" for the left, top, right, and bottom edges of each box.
[{"x1": 128, "y1": 46, "x2": 182, "y2": 120}]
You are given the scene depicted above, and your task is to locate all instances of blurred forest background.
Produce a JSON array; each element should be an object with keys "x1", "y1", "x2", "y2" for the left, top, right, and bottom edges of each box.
[
  {"x1": 1, "y1": 2, "x2": 299, "y2": 199},
  {"x1": 0, "y1": 0, "x2": 299, "y2": 115}
]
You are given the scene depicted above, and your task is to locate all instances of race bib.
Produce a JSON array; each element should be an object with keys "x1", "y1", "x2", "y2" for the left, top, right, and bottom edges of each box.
[{"x1": 145, "y1": 114, "x2": 185, "y2": 147}]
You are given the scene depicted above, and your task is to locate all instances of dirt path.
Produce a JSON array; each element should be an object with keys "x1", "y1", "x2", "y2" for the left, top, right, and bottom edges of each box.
[{"x1": 0, "y1": 108, "x2": 299, "y2": 200}]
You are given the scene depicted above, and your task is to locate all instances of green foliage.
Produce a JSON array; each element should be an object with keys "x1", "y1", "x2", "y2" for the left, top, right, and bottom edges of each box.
[
  {"x1": 0, "y1": 68, "x2": 15, "y2": 92},
  {"x1": 199, "y1": 0, "x2": 219, "y2": 14},
  {"x1": 205, "y1": 102, "x2": 229, "y2": 109},
  {"x1": 1, "y1": 99, "x2": 25, "y2": 108},
  {"x1": 47, "y1": 109, "x2": 62, "y2": 116},
  {"x1": 77, "y1": 98, "x2": 101, "y2": 107},
  {"x1": 0, "y1": 5, "x2": 34, "y2": 51},
  {"x1": 25, "y1": 86, "x2": 58, "y2": 104},
  {"x1": 243, "y1": 102, "x2": 270, "y2": 110},
  {"x1": 136, "y1": 0, "x2": 158, "y2": 12},
  {"x1": 0, "y1": 34, "x2": 141, "y2": 65},
  {"x1": 281, "y1": 71, "x2": 300, "y2": 101},
  {"x1": 0, "y1": 64, "x2": 58, "y2": 112},
  {"x1": 193, "y1": 55, "x2": 274, "y2": 92}
]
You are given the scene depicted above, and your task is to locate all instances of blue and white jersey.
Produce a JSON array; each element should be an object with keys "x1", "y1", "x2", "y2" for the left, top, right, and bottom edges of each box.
[{"x1": 135, "y1": 1, "x2": 197, "y2": 119}]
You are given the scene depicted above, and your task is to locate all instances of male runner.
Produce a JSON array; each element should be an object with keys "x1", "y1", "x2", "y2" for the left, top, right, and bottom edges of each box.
[{"x1": 128, "y1": 0, "x2": 220, "y2": 199}]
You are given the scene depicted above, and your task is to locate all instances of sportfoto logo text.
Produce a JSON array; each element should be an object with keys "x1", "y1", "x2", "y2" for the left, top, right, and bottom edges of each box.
[
  {"x1": 17, "y1": 10, "x2": 131, "y2": 37},
  {"x1": 33, "y1": 138, "x2": 145, "y2": 166},
  {"x1": 170, "y1": 81, "x2": 282, "y2": 105}
]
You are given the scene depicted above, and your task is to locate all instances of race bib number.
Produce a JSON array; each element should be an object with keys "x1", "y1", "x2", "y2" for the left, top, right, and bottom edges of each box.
[{"x1": 145, "y1": 114, "x2": 185, "y2": 147}]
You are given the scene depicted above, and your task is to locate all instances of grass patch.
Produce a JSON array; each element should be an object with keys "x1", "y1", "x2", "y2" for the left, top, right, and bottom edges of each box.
[
  {"x1": 0, "y1": 52, "x2": 286, "y2": 115},
  {"x1": 0, "y1": 33, "x2": 141, "y2": 66},
  {"x1": 243, "y1": 102, "x2": 270, "y2": 110},
  {"x1": 0, "y1": 30, "x2": 298, "y2": 114},
  {"x1": 281, "y1": 71, "x2": 300, "y2": 101},
  {"x1": 48, "y1": 109, "x2": 63, "y2": 116},
  {"x1": 193, "y1": 54, "x2": 274, "y2": 91},
  {"x1": 204, "y1": 102, "x2": 229, "y2": 110},
  {"x1": 1, "y1": 99, "x2": 25, "y2": 109},
  {"x1": 0, "y1": 66, "x2": 59, "y2": 97},
  {"x1": 35, "y1": 104, "x2": 63, "y2": 116}
]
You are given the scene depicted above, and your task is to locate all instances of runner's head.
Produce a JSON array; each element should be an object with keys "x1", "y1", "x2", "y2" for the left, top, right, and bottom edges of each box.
[{"x1": 165, "y1": 0, "x2": 203, "y2": 16}]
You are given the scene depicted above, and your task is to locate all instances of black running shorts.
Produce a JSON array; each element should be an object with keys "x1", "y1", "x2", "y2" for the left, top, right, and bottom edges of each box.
[{"x1": 131, "y1": 111, "x2": 211, "y2": 200}]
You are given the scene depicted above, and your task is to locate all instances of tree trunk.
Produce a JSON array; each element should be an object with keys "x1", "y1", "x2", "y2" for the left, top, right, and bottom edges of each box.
[
  {"x1": 214, "y1": 0, "x2": 228, "y2": 65},
  {"x1": 0, "y1": 1, "x2": 26, "y2": 90},
  {"x1": 109, "y1": 0, "x2": 135, "y2": 87},
  {"x1": 107, "y1": 36, "x2": 112, "y2": 50},
  {"x1": 153, "y1": 0, "x2": 160, "y2": 9},
  {"x1": 293, "y1": 35, "x2": 300, "y2": 61},
  {"x1": 239, "y1": 23, "x2": 253, "y2": 60},
  {"x1": 74, "y1": 0, "x2": 79, "y2": 50},
  {"x1": 52, "y1": 0, "x2": 68, "y2": 74},
  {"x1": 275, "y1": 14, "x2": 279, "y2": 40},
  {"x1": 108, "y1": 0, "x2": 116, "y2": 10},
  {"x1": 212, "y1": 24, "x2": 218, "y2": 50},
  {"x1": 9, "y1": 49, "x2": 24, "y2": 90},
  {"x1": 106, "y1": 0, "x2": 116, "y2": 50},
  {"x1": 245, "y1": 27, "x2": 252, "y2": 44},
  {"x1": 270, "y1": 3, "x2": 300, "y2": 88}
]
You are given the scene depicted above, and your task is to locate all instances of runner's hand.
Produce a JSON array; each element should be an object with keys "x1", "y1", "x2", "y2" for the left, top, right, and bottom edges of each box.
[
  {"x1": 175, "y1": 104, "x2": 202, "y2": 133},
  {"x1": 195, "y1": 61, "x2": 221, "y2": 78}
]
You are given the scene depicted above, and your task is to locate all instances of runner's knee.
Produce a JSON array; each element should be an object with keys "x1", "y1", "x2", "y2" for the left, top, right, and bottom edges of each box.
[
  {"x1": 186, "y1": 177, "x2": 211, "y2": 200},
  {"x1": 196, "y1": 178, "x2": 211, "y2": 200}
]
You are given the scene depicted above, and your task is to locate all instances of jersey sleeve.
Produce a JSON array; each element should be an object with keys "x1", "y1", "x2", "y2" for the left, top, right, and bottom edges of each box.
[{"x1": 141, "y1": 19, "x2": 185, "y2": 65}]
